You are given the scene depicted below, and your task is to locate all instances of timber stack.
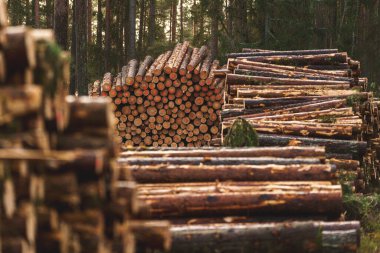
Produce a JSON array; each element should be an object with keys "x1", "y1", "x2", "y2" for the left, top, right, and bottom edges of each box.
[
  {"x1": 119, "y1": 146, "x2": 361, "y2": 252},
  {"x1": 90, "y1": 42, "x2": 223, "y2": 148},
  {"x1": 217, "y1": 48, "x2": 380, "y2": 191},
  {"x1": 0, "y1": 2, "x2": 170, "y2": 253}
]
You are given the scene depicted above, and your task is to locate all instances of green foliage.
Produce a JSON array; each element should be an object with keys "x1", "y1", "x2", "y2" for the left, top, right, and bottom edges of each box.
[
  {"x1": 223, "y1": 118, "x2": 259, "y2": 147},
  {"x1": 346, "y1": 94, "x2": 366, "y2": 107}
]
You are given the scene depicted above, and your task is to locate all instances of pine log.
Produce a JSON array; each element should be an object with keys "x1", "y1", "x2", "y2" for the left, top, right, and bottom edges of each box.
[
  {"x1": 4, "y1": 26, "x2": 36, "y2": 73},
  {"x1": 0, "y1": 51, "x2": 6, "y2": 82},
  {"x1": 145, "y1": 53, "x2": 163, "y2": 82},
  {"x1": 170, "y1": 221, "x2": 358, "y2": 253},
  {"x1": 130, "y1": 164, "x2": 334, "y2": 183},
  {"x1": 172, "y1": 41, "x2": 190, "y2": 73},
  {"x1": 200, "y1": 53, "x2": 212, "y2": 80},
  {"x1": 228, "y1": 59, "x2": 350, "y2": 77},
  {"x1": 138, "y1": 182, "x2": 342, "y2": 218},
  {"x1": 187, "y1": 45, "x2": 208, "y2": 71},
  {"x1": 238, "y1": 53, "x2": 348, "y2": 66},
  {"x1": 126, "y1": 59, "x2": 139, "y2": 85},
  {"x1": 121, "y1": 146, "x2": 325, "y2": 158},
  {"x1": 256, "y1": 134, "x2": 367, "y2": 159},
  {"x1": 221, "y1": 99, "x2": 347, "y2": 119},
  {"x1": 237, "y1": 89, "x2": 357, "y2": 99},
  {"x1": 154, "y1": 50, "x2": 172, "y2": 76},
  {"x1": 226, "y1": 73, "x2": 351, "y2": 86},
  {"x1": 119, "y1": 157, "x2": 323, "y2": 166},
  {"x1": 228, "y1": 49, "x2": 339, "y2": 58},
  {"x1": 101, "y1": 72, "x2": 112, "y2": 92},
  {"x1": 135, "y1": 56, "x2": 154, "y2": 82},
  {"x1": 130, "y1": 220, "x2": 172, "y2": 251},
  {"x1": 0, "y1": 0, "x2": 7, "y2": 29},
  {"x1": 179, "y1": 47, "x2": 193, "y2": 76}
]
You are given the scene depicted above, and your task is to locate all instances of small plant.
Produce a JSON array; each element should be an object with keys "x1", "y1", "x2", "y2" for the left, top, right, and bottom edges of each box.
[{"x1": 223, "y1": 118, "x2": 259, "y2": 147}]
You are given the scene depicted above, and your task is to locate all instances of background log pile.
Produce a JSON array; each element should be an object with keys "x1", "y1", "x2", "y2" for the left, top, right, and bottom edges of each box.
[
  {"x1": 0, "y1": 3, "x2": 170, "y2": 253},
  {"x1": 119, "y1": 146, "x2": 361, "y2": 252},
  {"x1": 216, "y1": 48, "x2": 380, "y2": 191},
  {"x1": 89, "y1": 42, "x2": 224, "y2": 148}
]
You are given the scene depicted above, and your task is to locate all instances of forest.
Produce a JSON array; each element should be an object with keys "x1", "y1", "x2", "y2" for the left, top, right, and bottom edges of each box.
[{"x1": 5, "y1": 0, "x2": 380, "y2": 95}]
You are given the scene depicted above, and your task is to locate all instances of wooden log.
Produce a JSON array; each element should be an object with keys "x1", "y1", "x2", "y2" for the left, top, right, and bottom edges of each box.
[
  {"x1": 200, "y1": 53, "x2": 212, "y2": 80},
  {"x1": 228, "y1": 59, "x2": 350, "y2": 77},
  {"x1": 145, "y1": 54, "x2": 163, "y2": 82},
  {"x1": 136, "y1": 55, "x2": 154, "y2": 82},
  {"x1": 154, "y1": 50, "x2": 172, "y2": 76},
  {"x1": 4, "y1": 26, "x2": 36, "y2": 73},
  {"x1": 0, "y1": 0, "x2": 8, "y2": 29},
  {"x1": 170, "y1": 221, "x2": 358, "y2": 253},
  {"x1": 101, "y1": 72, "x2": 112, "y2": 92},
  {"x1": 228, "y1": 48, "x2": 339, "y2": 58},
  {"x1": 187, "y1": 45, "x2": 208, "y2": 72},
  {"x1": 226, "y1": 73, "x2": 351, "y2": 86},
  {"x1": 238, "y1": 53, "x2": 348, "y2": 66},
  {"x1": 237, "y1": 89, "x2": 358, "y2": 99},
  {"x1": 138, "y1": 182, "x2": 342, "y2": 218},
  {"x1": 119, "y1": 157, "x2": 323, "y2": 166},
  {"x1": 179, "y1": 47, "x2": 193, "y2": 76},
  {"x1": 172, "y1": 41, "x2": 190, "y2": 73},
  {"x1": 126, "y1": 59, "x2": 139, "y2": 85},
  {"x1": 130, "y1": 220, "x2": 172, "y2": 251},
  {"x1": 256, "y1": 134, "x2": 367, "y2": 159},
  {"x1": 164, "y1": 43, "x2": 182, "y2": 74},
  {"x1": 120, "y1": 146, "x2": 325, "y2": 158},
  {"x1": 130, "y1": 164, "x2": 335, "y2": 183}
]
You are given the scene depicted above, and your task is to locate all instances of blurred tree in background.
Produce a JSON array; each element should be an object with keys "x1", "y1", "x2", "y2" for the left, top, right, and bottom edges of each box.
[{"x1": 5, "y1": 0, "x2": 380, "y2": 95}]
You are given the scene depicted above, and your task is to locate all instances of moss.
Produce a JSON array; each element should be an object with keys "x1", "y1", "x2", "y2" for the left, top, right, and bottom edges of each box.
[
  {"x1": 320, "y1": 115, "x2": 337, "y2": 123},
  {"x1": 223, "y1": 118, "x2": 259, "y2": 147}
]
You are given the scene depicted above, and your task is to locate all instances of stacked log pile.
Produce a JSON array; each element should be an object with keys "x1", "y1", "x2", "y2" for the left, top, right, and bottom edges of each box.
[
  {"x1": 119, "y1": 146, "x2": 361, "y2": 252},
  {"x1": 0, "y1": 3, "x2": 170, "y2": 253},
  {"x1": 218, "y1": 48, "x2": 379, "y2": 190},
  {"x1": 90, "y1": 42, "x2": 224, "y2": 148}
]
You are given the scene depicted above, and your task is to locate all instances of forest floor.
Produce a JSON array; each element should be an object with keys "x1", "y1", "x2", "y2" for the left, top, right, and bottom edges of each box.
[{"x1": 342, "y1": 179, "x2": 380, "y2": 252}]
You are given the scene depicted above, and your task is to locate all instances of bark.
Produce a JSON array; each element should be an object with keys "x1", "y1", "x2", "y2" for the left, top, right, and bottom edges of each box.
[
  {"x1": 130, "y1": 220, "x2": 171, "y2": 251},
  {"x1": 154, "y1": 50, "x2": 172, "y2": 76},
  {"x1": 171, "y1": 0, "x2": 178, "y2": 42},
  {"x1": 172, "y1": 41, "x2": 190, "y2": 72},
  {"x1": 88, "y1": 0, "x2": 92, "y2": 43},
  {"x1": 170, "y1": 221, "x2": 359, "y2": 253},
  {"x1": 105, "y1": 0, "x2": 110, "y2": 69},
  {"x1": 179, "y1": 47, "x2": 193, "y2": 76},
  {"x1": 138, "y1": 182, "x2": 342, "y2": 218},
  {"x1": 257, "y1": 134, "x2": 367, "y2": 159},
  {"x1": 34, "y1": 0, "x2": 40, "y2": 27},
  {"x1": 126, "y1": 59, "x2": 139, "y2": 85},
  {"x1": 138, "y1": 0, "x2": 145, "y2": 52},
  {"x1": 187, "y1": 45, "x2": 208, "y2": 71},
  {"x1": 54, "y1": 0, "x2": 68, "y2": 49},
  {"x1": 237, "y1": 89, "x2": 358, "y2": 99},
  {"x1": 96, "y1": 0, "x2": 102, "y2": 49},
  {"x1": 136, "y1": 55, "x2": 154, "y2": 82},
  {"x1": 130, "y1": 164, "x2": 334, "y2": 183}
]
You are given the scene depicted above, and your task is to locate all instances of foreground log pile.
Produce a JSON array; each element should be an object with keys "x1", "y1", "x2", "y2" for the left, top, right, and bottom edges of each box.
[
  {"x1": 0, "y1": 4, "x2": 170, "y2": 253},
  {"x1": 90, "y1": 42, "x2": 223, "y2": 147},
  {"x1": 215, "y1": 48, "x2": 380, "y2": 190},
  {"x1": 119, "y1": 147, "x2": 361, "y2": 252}
]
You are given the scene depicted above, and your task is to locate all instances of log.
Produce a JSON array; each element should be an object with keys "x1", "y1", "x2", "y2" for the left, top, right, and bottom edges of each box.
[
  {"x1": 187, "y1": 45, "x2": 208, "y2": 72},
  {"x1": 101, "y1": 72, "x2": 112, "y2": 92},
  {"x1": 0, "y1": 0, "x2": 7, "y2": 29},
  {"x1": 256, "y1": 134, "x2": 367, "y2": 159},
  {"x1": 154, "y1": 50, "x2": 172, "y2": 76},
  {"x1": 130, "y1": 220, "x2": 172, "y2": 251},
  {"x1": 136, "y1": 55, "x2": 154, "y2": 82},
  {"x1": 126, "y1": 59, "x2": 139, "y2": 85},
  {"x1": 170, "y1": 221, "x2": 358, "y2": 253},
  {"x1": 121, "y1": 146, "x2": 325, "y2": 158},
  {"x1": 227, "y1": 49, "x2": 339, "y2": 58},
  {"x1": 164, "y1": 43, "x2": 182, "y2": 74},
  {"x1": 130, "y1": 164, "x2": 335, "y2": 183},
  {"x1": 200, "y1": 53, "x2": 212, "y2": 80},
  {"x1": 172, "y1": 41, "x2": 190, "y2": 73},
  {"x1": 4, "y1": 26, "x2": 36, "y2": 73},
  {"x1": 228, "y1": 59, "x2": 350, "y2": 77},
  {"x1": 237, "y1": 89, "x2": 357, "y2": 99},
  {"x1": 145, "y1": 53, "x2": 163, "y2": 82},
  {"x1": 119, "y1": 157, "x2": 324, "y2": 166},
  {"x1": 179, "y1": 47, "x2": 193, "y2": 76},
  {"x1": 238, "y1": 53, "x2": 348, "y2": 66},
  {"x1": 138, "y1": 182, "x2": 342, "y2": 218},
  {"x1": 226, "y1": 74, "x2": 351, "y2": 86}
]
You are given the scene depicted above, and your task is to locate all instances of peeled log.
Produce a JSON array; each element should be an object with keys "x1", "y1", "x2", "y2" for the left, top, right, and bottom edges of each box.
[
  {"x1": 130, "y1": 164, "x2": 335, "y2": 183},
  {"x1": 138, "y1": 182, "x2": 342, "y2": 218}
]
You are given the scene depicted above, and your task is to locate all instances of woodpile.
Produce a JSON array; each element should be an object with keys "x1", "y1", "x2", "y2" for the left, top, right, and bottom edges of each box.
[
  {"x1": 119, "y1": 146, "x2": 361, "y2": 252},
  {"x1": 0, "y1": 4, "x2": 170, "y2": 253},
  {"x1": 217, "y1": 48, "x2": 380, "y2": 192},
  {"x1": 89, "y1": 42, "x2": 224, "y2": 148}
]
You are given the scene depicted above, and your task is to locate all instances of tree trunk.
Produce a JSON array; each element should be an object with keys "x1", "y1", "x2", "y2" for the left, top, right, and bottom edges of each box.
[
  {"x1": 70, "y1": 0, "x2": 76, "y2": 94},
  {"x1": 105, "y1": 0, "x2": 110, "y2": 70},
  {"x1": 54, "y1": 0, "x2": 68, "y2": 50},
  {"x1": 34, "y1": 0, "x2": 39, "y2": 27},
  {"x1": 138, "y1": 0, "x2": 145, "y2": 53},
  {"x1": 148, "y1": 0, "x2": 155, "y2": 46},
  {"x1": 96, "y1": 0, "x2": 102, "y2": 48},
  {"x1": 75, "y1": 0, "x2": 88, "y2": 95},
  {"x1": 180, "y1": 0, "x2": 183, "y2": 42},
  {"x1": 171, "y1": 0, "x2": 177, "y2": 42},
  {"x1": 88, "y1": 0, "x2": 92, "y2": 43},
  {"x1": 128, "y1": 0, "x2": 136, "y2": 60},
  {"x1": 209, "y1": 0, "x2": 219, "y2": 60}
]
